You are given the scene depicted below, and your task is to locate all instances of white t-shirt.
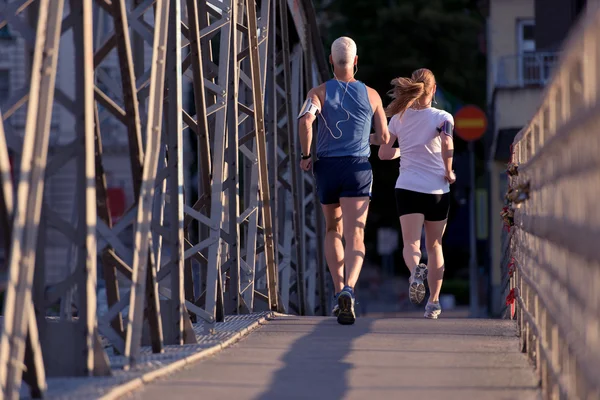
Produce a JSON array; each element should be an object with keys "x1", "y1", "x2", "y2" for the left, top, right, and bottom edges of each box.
[{"x1": 388, "y1": 107, "x2": 454, "y2": 195}]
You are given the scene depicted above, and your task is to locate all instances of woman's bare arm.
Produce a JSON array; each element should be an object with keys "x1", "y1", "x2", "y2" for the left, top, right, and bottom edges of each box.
[
  {"x1": 440, "y1": 119, "x2": 456, "y2": 182},
  {"x1": 378, "y1": 135, "x2": 400, "y2": 160}
]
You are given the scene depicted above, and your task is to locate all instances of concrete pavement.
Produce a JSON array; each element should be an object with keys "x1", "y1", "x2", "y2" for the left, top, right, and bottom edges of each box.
[{"x1": 127, "y1": 315, "x2": 540, "y2": 400}]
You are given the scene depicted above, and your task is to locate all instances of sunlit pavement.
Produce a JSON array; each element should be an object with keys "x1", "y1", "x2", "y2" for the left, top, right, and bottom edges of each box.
[{"x1": 128, "y1": 315, "x2": 540, "y2": 400}]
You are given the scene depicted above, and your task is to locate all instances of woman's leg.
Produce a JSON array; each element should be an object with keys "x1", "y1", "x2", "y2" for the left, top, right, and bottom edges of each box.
[
  {"x1": 424, "y1": 219, "x2": 447, "y2": 302},
  {"x1": 400, "y1": 213, "x2": 427, "y2": 304},
  {"x1": 399, "y1": 214, "x2": 425, "y2": 275}
]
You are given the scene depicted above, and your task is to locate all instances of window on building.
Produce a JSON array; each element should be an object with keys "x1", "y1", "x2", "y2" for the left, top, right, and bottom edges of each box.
[
  {"x1": 0, "y1": 70, "x2": 10, "y2": 101},
  {"x1": 517, "y1": 20, "x2": 540, "y2": 85},
  {"x1": 517, "y1": 19, "x2": 536, "y2": 54}
]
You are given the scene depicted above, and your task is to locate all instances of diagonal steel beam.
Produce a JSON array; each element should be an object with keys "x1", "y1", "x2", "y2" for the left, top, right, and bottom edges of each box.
[
  {"x1": 163, "y1": 0, "x2": 186, "y2": 345},
  {"x1": 123, "y1": 0, "x2": 170, "y2": 368},
  {"x1": 0, "y1": 0, "x2": 64, "y2": 397},
  {"x1": 278, "y1": 0, "x2": 306, "y2": 314},
  {"x1": 70, "y1": 0, "x2": 103, "y2": 375},
  {"x1": 110, "y1": 0, "x2": 144, "y2": 198}
]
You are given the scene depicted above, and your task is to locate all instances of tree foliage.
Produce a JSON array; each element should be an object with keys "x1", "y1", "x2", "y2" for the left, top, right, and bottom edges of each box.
[
  {"x1": 312, "y1": 1, "x2": 486, "y2": 270},
  {"x1": 315, "y1": 0, "x2": 486, "y2": 108}
]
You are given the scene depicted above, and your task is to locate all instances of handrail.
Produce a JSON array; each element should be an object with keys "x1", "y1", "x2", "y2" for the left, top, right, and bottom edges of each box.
[{"x1": 504, "y1": 6, "x2": 600, "y2": 399}]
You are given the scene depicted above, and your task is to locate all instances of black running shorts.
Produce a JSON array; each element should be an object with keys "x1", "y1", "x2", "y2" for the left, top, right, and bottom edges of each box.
[{"x1": 395, "y1": 188, "x2": 450, "y2": 222}]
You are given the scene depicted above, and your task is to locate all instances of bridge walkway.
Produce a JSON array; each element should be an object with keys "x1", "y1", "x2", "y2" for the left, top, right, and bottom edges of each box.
[{"x1": 129, "y1": 315, "x2": 540, "y2": 400}]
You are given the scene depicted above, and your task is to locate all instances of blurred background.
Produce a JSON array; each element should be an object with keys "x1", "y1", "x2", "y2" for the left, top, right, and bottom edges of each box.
[
  {"x1": 310, "y1": 0, "x2": 589, "y2": 316},
  {"x1": 0, "y1": 0, "x2": 591, "y2": 317}
]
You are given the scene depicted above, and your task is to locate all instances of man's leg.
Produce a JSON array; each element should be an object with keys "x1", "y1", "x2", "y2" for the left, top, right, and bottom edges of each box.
[
  {"x1": 313, "y1": 159, "x2": 344, "y2": 314},
  {"x1": 340, "y1": 197, "x2": 370, "y2": 289},
  {"x1": 335, "y1": 196, "x2": 369, "y2": 325},
  {"x1": 321, "y1": 203, "x2": 344, "y2": 294}
]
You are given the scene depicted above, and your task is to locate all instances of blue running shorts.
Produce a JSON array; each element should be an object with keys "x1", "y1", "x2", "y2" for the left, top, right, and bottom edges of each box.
[{"x1": 313, "y1": 156, "x2": 373, "y2": 205}]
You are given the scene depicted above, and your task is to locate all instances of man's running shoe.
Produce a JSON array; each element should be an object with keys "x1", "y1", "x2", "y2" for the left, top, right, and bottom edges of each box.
[
  {"x1": 424, "y1": 300, "x2": 442, "y2": 319},
  {"x1": 409, "y1": 263, "x2": 428, "y2": 304},
  {"x1": 337, "y1": 286, "x2": 356, "y2": 325},
  {"x1": 331, "y1": 292, "x2": 340, "y2": 317}
]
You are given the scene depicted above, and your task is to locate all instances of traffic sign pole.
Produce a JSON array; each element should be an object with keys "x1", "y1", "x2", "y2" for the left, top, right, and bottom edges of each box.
[
  {"x1": 454, "y1": 105, "x2": 488, "y2": 319},
  {"x1": 468, "y1": 141, "x2": 478, "y2": 318}
]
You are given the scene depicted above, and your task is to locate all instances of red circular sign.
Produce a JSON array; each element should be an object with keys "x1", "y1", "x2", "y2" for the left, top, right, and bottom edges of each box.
[{"x1": 454, "y1": 105, "x2": 488, "y2": 141}]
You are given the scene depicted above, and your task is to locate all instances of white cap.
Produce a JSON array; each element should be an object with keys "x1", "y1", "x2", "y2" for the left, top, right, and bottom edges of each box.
[{"x1": 331, "y1": 36, "x2": 357, "y2": 67}]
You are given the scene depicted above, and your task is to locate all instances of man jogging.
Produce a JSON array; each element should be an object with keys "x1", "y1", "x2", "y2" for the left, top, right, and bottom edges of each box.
[{"x1": 297, "y1": 37, "x2": 390, "y2": 325}]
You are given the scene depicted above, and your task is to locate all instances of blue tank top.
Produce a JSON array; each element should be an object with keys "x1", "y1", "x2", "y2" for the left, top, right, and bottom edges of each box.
[{"x1": 316, "y1": 79, "x2": 373, "y2": 158}]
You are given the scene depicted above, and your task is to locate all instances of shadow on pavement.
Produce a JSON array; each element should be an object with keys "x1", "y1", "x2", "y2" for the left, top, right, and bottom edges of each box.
[{"x1": 255, "y1": 317, "x2": 374, "y2": 400}]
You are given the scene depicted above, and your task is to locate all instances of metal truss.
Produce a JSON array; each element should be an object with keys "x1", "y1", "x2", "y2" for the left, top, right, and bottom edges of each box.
[
  {"x1": 0, "y1": 0, "x2": 328, "y2": 397},
  {"x1": 271, "y1": 0, "x2": 326, "y2": 316}
]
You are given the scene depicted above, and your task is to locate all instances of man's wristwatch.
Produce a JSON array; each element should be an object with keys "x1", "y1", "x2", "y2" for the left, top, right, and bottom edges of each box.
[{"x1": 301, "y1": 153, "x2": 311, "y2": 160}]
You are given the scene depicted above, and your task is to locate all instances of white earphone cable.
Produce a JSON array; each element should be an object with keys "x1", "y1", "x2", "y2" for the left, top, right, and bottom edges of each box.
[{"x1": 318, "y1": 66, "x2": 358, "y2": 140}]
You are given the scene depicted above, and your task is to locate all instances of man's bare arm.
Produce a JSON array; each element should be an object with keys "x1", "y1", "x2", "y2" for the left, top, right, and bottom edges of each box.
[
  {"x1": 368, "y1": 88, "x2": 390, "y2": 145},
  {"x1": 298, "y1": 87, "x2": 322, "y2": 156}
]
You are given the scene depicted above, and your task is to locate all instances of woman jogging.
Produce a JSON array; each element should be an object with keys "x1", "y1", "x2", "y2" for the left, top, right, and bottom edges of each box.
[{"x1": 378, "y1": 68, "x2": 455, "y2": 319}]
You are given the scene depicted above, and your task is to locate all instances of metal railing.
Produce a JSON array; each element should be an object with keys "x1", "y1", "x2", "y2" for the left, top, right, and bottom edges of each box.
[
  {"x1": 503, "y1": 7, "x2": 600, "y2": 400},
  {"x1": 496, "y1": 52, "x2": 560, "y2": 88}
]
